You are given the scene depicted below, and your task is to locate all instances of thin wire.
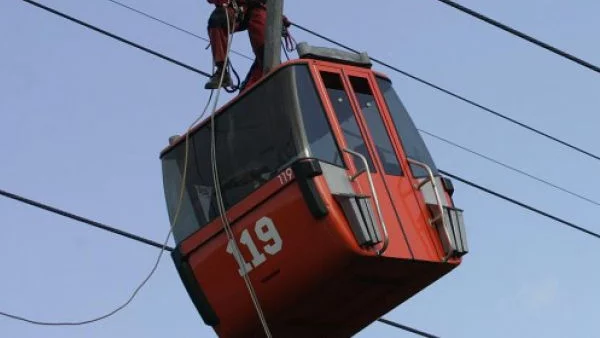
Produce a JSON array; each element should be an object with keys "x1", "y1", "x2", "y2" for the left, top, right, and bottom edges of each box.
[
  {"x1": 441, "y1": 170, "x2": 600, "y2": 240},
  {"x1": 104, "y1": 0, "x2": 253, "y2": 61},
  {"x1": 208, "y1": 7, "x2": 272, "y2": 337},
  {"x1": 0, "y1": 64, "x2": 218, "y2": 328},
  {"x1": 433, "y1": 0, "x2": 600, "y2": 74},
  {"x1": 107, "y1": 0, "x2": 208, "y2": 42},
  {"x1": 41, "y1": 0, "x2": 600, "y2": 219},
  {"x1": 105, "y1": 0, "x2": 600, "y2": 167},
  {"x1": 377, "y1": 318, "x2": 439, "y2": 338},
  {"x1": 290, "y1": 22, "x2": 600, "y2": 163},
  {"x1": 29, "y1": 0, "x2": 600, "y2": 167},
  {"x1": 0, "y1": 187, "x2": 442, "y2": 336},
  {"x1": 16, "y1": 2, "x2": 600, "y2": 335},
  {"x1": 0, "y1": 230, "x2": 172, "y2": 326},
  {"x1": 21, "y1": 0, "x2": 211, "y2": 77},
  {"x1": 14, "y1": 3, "x2": 411, "y2": 336},
  {"x1": 0, "y1": 188, "x2": 173, "y2": 251},
  {"x1": 419, "y1": 129, "x2": 600, "y2": 208}
]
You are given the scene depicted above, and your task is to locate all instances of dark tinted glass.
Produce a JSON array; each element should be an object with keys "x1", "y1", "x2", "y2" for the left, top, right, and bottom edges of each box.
[
  {"x1": 376, "y1": 77, "x2": 438, "y2": 177},
  {"x1": 161, "y1": 130, "x2": 217, "y2": 243},
  {"x1": 213, "y1": 91, "x2": 297, "y2": 209},
  {"x1": 295, "y1": 67, "x2": 344, "y2": 167},
  {"x1": 320, "y1": 71, "x2": 375, "y2": 172},
  {"x1": 349, "y1": 76, "x2": 402, "y2": 176},
  {"x1": 162, "y1": 151, "x2": 203, "y2": 243},
  {"x1": 163, "y1": 66, "x2": 306, "y2": 243}
]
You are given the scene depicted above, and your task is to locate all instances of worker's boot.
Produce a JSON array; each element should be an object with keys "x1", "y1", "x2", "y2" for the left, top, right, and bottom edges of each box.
[{"x1": 205, "y1": 65, "x2": 233, "y2": 90}]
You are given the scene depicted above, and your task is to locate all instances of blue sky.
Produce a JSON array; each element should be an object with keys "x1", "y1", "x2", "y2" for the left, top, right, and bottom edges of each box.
[{"x1": 1, "y1": 0, "x2": 599, "y2": 337}]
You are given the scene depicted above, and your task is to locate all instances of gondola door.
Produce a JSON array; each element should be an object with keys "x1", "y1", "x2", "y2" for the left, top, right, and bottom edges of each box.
[{"x1": 312, "y1": 65, "x2": 443, "y2": 261}]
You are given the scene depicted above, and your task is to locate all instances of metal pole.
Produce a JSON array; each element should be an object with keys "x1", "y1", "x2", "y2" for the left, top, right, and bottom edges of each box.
[{"x1": 263, "y1": 0, "x2": 283, "y2": 73}]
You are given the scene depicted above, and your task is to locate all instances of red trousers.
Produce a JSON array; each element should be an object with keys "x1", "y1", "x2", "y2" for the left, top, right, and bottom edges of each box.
[{"x1": 208, "y1": 4, "x2": 267, "y2": 91}]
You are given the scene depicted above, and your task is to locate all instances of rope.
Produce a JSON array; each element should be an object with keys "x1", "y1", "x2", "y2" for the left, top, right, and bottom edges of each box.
[
  {"x1": 0, "y1": 79, "x2": 217, "y2": 327},
  {"x1": 209, "y1": 3, "x2": 272, "y2": 337}
]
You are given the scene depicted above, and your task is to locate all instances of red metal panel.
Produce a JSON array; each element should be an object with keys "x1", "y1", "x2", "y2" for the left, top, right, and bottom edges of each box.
[
  {"x1": 172, "y1": 58, "x2": 464, "y2": 337},
  {"x1": 185, "y1": 178, "x2": 359, "y2": 337},
  {"x1": 307, "y1": 62, "x2": 414, "y2": 259}
]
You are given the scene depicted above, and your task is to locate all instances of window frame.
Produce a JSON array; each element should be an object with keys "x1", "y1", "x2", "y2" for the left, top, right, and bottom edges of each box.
[
  {"x1": 375, "y1": 76, "x2": 439, "y2": 178},
  {"x1": 293, "y1": 65, "x2": 347, "y2": 169},
  {"x1": 347, "y1": 75, "x2": 404, "y2": 177},
  {"x1": 316, "y1": 69, "x2": 379, "y2": 174},
  {"x1": 161, "y1": 63, "x2": 347, "y2": 244}
]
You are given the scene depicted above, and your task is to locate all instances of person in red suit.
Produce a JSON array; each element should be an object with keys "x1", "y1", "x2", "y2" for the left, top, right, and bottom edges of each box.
[{"x1": 205, "y1": 0, "x2": 290, "y2": 92}]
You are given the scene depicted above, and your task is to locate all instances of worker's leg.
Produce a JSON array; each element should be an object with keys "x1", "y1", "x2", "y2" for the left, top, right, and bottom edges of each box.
[
  {"x1": 239, "y1": 54, "x2": 262, "y2": 93},
  {"x1": 205, "y1": 6, "x2": 237, "y2": 89},
  {"x1": 239, "y1": 6, "x2": 267, "y2": 92}
]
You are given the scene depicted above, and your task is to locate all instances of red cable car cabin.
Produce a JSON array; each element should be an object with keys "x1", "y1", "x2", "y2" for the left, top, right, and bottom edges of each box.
[{"x1": 160, "y1": 43, "x2": 468, "y2": 337}]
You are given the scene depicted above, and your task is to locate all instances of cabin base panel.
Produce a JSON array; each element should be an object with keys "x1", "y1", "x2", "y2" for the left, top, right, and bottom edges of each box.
[{"x1": 239, "y1": 257, "x2": 457, "y2": 337}]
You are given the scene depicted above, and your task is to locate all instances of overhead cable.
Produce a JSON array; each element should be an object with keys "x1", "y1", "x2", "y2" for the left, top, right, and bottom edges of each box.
[
  {"x1": 45, "y1": 0, "x2": 600, "y2": 211},
  {"x1": 21, "y1": 0, "x2": 210, "y2": 77},
  {"x1": 20, "y1": 0, "x2": 600, "y2": 243},
  {"x1": 104, "y1": 0, "x2": 253, "y2": 61},
  {"x1": 420, "y1": 129, "x2": 600, "y2": 208},
  {"x1": 0, "y1": 187, "x2": 431, "y2": 336},
  {"x1": 433, "y1": 0, "x2": 600, "y2": 74},
  {"x1": 0, "y1": 188, "x2": 173, "y2": 251},
  {"x1": 0, "y1": 85, "x2": 220, "y2": 327},
  {"x1": 29, "y1": 0, "x2": 600, "y2": 164},
  {"x1": 290, "y1": 22, "x2": 600, "y2": 163},
  {"x1": 13, "y1": 3, "x2": 600, "y2": 335},
  {"x1": 377, "y1": 318, "x2": 439, "y2": 338},
  {"x1": 441, "y1": 170, "x2": 600, "y2": 240}
]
